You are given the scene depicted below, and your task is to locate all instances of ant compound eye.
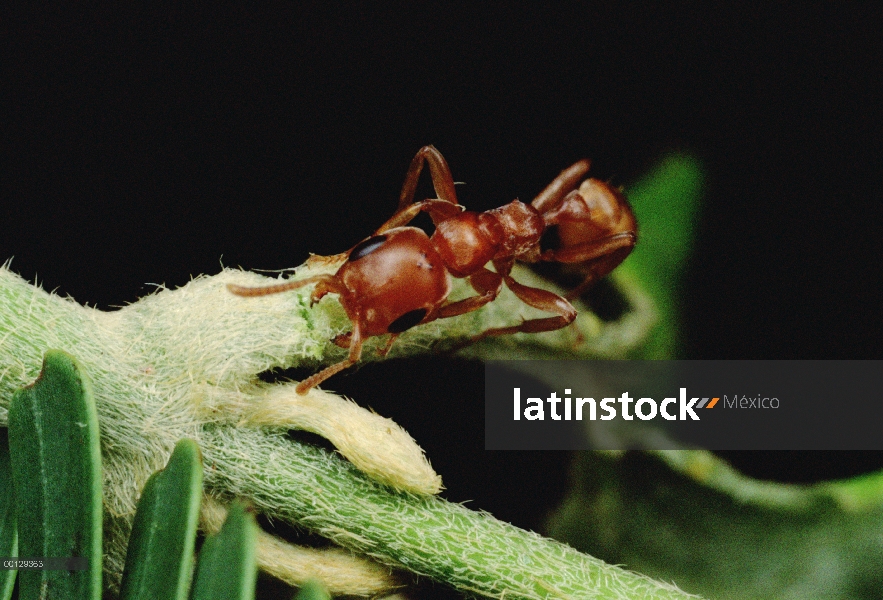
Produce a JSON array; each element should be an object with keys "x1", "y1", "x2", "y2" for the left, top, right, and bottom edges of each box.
[
  {"x1": 388, "y1": 308, "x2": 428, "y2": 333},
  {"x1": 349, "y1": 235, "x2": 388, "y2": 261}
]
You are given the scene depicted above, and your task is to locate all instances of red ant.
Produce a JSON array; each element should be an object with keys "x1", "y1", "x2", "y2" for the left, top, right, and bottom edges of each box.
[{"x1": 228, "y1": 146, "x2": 636, "y2": 394}]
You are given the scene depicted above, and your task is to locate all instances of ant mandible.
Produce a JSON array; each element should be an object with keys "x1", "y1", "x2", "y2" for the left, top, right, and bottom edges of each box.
[{"x1": 228, "y1": 146, "x2": 636, "y2": 394}]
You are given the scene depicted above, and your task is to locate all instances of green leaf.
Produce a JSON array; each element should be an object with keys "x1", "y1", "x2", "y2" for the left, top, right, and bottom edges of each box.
[
  {"x1": 0, "y1": 428, "x2": 17, "y2": 600},
  {"x1": 8, "y1": 349, "x2": 103, "y2": 600},
  {"x1": 294, "y1": 579, "x2": 330, "y2": 600},
  {"x1": 621, "y1": 153, "x2": 704, "y2": 358},
  {"x1": 548, "y1": 450, "x2": 883, "y2": 600},
  {"x1": 190, "y1": 501, "x2": 257, "y2": 600},
  {"x1": 120, "y1": 438, "x2": 203, "y2": 600}
]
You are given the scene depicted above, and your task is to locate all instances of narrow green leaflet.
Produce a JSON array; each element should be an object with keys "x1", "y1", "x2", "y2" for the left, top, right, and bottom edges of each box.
[
  {"x1": 190, "y1": 501, "x2": 257, "y2": 600},
  {"x1": 0, "y1": 428, "x2": 17, "y2": 600},
  {"x1": 120, "y1": 438, "x2": 203, "y2": 600},
  {"x1": 8, "y1": 350, "x2": 102, "y2": 600}
]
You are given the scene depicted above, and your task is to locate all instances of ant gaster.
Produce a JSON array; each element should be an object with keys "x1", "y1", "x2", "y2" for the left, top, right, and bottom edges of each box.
[{"x1": 228, "y1": 146, "x2": 636, "y2": 394}]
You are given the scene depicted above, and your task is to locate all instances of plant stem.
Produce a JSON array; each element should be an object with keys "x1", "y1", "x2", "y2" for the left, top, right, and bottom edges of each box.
[
  {"x1": 0, "y1": 263, "x2": 683, "y2": 598},
  {"x1": 203, "y1": 425, "x2": 699, "y2": 599}
]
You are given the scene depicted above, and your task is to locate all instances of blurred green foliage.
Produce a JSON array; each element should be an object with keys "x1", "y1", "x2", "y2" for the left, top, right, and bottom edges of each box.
[
  {"x1": 548, "y1": 154, "x2": 883, "y2": 599},
  {"x1": 621, "y1": 153, "x2": 704, "y2": 358}
]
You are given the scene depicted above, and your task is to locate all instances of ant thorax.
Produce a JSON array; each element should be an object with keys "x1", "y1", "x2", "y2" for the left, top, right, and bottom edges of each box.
[
  {"x1": 430, "y1": 212, "x2": 499, "y2": 278},
  {"x1": 485, "y1": 200, "x2": 545, "y2": 260}
]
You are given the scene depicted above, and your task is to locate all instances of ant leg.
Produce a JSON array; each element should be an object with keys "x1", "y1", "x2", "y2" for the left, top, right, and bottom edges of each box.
[
  {"x1": 431, "y1": 268, "x2": 504, "y2": 320},
  {"x1": 227, "y1": 274, "x2": 342, "y2": 298},
  {"x1": 295, "y1": 323, "x2": 364, "y2": 394},
  {"x1": 337, "y1": 330, "x2": 398, "y2": 357},
  {"x1": 567, "y1": 245, "x2": 636, "y2": 300},
  {"x1": 540, "y1": 231, "x2": 635, "y2": 264},
  {"x1": 331, "y1": 331, "x2": 351, "y2": 349},
  {"x1": 373, "y1": 146, "x2": 462, "y2": 235},
  {"x1": 531, "y1": 159, "x2": 591, "y2": 213},
  {"x1": 540, "y1": 232, "x2": 636, "y2": 300},
  {"x1": 377, "y1": 333, "x2": 399, "y2": 356},
  {"x1": 374, "y1": 199, "x2": 462, "y2": 234},
  {"x1": 461, "y1": 259, "x2": 577, "y2": 341},
  {"x1": 398, "y1": 145, "x2": 459, "y2": 210}
]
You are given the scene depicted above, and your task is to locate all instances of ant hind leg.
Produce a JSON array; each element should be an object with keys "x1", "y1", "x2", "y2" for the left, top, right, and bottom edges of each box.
[{"x1": 531, "y1": 159, "x2": 591, "y2": 213}]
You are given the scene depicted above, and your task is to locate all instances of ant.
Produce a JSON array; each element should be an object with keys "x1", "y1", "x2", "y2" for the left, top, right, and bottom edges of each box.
[{"x1": 228, "y1": 146, "x2": 636, "y2": 394}]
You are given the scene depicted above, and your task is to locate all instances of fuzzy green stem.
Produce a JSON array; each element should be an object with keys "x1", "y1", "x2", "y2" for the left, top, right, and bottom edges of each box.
[
  {"x1": 0, "y1": 263, "x2": 683, "y2": 598},
  {"x1": 202, "y1": 426, "x2": 698, "y2": 599}
]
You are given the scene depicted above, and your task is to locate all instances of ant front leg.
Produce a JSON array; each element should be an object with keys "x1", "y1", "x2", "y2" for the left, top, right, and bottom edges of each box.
[
  {"x1": 398, "y1": 145, "x2": 460, "y2": 210},
  {"x1": 418, "y1": 268, "x2": 504, "y2": 351},
  {"x1": 386, "y1": 268, "x2": 504, "y2": 352},
  {"x1": 373, "y1": 146, "x2": 464, "y2": 235},
  {"x1": 332, "y1": 330, "x2": 398, "y2": 357},
  {"x1": 296, "y1": 322, "x2": 365, "y2": 394}
]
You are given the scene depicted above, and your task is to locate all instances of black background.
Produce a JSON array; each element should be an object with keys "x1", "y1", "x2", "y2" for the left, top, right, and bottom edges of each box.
[{"x1": 4, "y1": 4, "x2": 882, "y2": 597}]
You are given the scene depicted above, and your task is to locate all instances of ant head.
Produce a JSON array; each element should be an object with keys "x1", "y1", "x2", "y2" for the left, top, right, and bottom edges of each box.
[{"x1": 337, "y1": 227, "x2": 451, "y2": 338}]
